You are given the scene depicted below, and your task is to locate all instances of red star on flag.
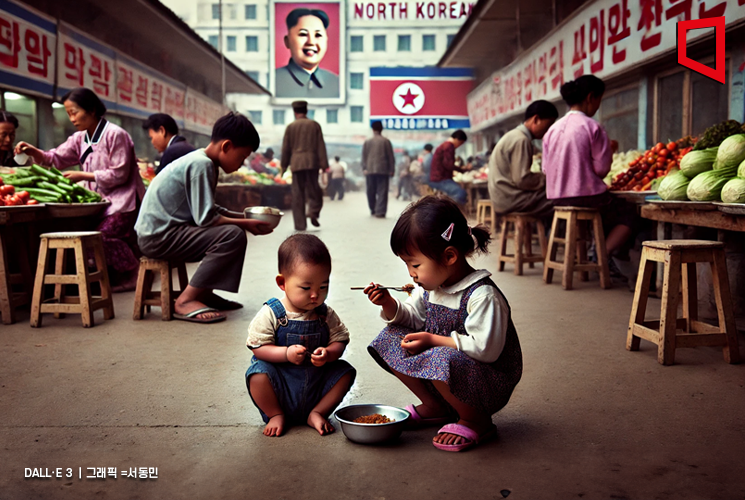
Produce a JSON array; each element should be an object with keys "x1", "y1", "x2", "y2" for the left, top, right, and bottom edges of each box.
[{"x1": 399, "y1": 88, "x2": 419, "y2": 108}]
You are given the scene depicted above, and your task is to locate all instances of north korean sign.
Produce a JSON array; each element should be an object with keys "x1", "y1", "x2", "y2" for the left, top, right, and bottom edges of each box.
[{"x1": 369, "y1": 67, "x2": 473, "y2": 130}]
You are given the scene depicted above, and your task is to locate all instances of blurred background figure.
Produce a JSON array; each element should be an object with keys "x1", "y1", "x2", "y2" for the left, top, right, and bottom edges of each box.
[
  {"x1": 0, "y1": 111, "x2": 19, "y2": 167},
  {"x1": 327, "y1": 155, "x2": 347, "y2": 200}
]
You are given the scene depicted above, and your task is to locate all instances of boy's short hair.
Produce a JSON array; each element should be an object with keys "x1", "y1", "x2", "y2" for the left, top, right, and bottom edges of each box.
[
  {"x1": 423, "y1": 143, "x2": 433, "y2": 152},
  {"x1": 286, "y1": 8, "x2": 329, "y2": 30},
  {"x1": 278, "y1": 234, "x2": 331, "y2": 274},
  {"x1": 451, "y1": 129, "x2": 467, "y2": 142},
  {"x1": 524, "y1": 100, "x2": 559, "y2": 121},
  {"x1": 143, "y1": 113, "x2": 179, "y2": 135},
  {"x1": 211, "y1": 112, "x2": 261, "y2": 151}
]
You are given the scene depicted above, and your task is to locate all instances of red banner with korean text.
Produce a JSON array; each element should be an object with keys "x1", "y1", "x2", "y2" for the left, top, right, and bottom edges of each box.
[
  {"x1": 56, "y1": 22, "x2": 116, "y2": 104},
  {"x1": 184, "y1": 88, "x2": 229, "y2": 136},
  {"x1": 467, "y1": 0, "x2": 745, "y2": 131},
  {"x1": 115, "y1": 56, "x2": 186, "y2": 126}
]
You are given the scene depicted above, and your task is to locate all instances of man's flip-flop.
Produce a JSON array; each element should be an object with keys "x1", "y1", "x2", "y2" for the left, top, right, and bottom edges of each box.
[
  {"x1": 432, "y1": 423, "x2": 497, "y2": 452},
  {"x1": 405, "y1": 404, "x2": 456, "y2": 429},
  {"x1": 202, "y1": 293, "x2": 243, "y2": 311},
  {"x1": 173, "y1": 307, "x2": 226, "y2": 324}
]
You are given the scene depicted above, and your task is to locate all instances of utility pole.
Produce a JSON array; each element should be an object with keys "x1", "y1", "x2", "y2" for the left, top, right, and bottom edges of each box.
[{"x1": 219, "y1": 0, "x2": 226, "y2": 105}]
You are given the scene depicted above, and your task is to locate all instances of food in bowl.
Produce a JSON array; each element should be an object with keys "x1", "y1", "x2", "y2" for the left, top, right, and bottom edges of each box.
[
  {"x1": 353, "y1": 414, "x2": 395, "y2": 424},
  {"x1": 243, "y1": 206, "x2": 283, "y2": 230},
  {"x1": 333, "y1": 404, "x2": 410, "y2": 444}
]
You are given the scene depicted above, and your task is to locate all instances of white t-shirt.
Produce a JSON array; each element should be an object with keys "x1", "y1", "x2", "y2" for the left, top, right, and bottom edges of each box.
[
  {"x1": 246, "y1": 301, "x2": 350, "y2": 349},
  {"x1": 382, "y1": 270, "x2": 509, "y2": 363}
]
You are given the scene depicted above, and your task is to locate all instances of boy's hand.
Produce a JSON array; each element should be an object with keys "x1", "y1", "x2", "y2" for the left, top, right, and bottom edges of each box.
[
  {"x1": 286, "y1": 345, "x2": 307, "y2": 365},
  {"x1": 309, "y1": 347, "x2": 328, "y2": 367},
  {"x1": 364, "y1": 283, "x2": 393, "y2": 306},
  {"x1": 401, "y1": 332, "x2": 433, "y2": 355},
  {"x1": 244, "y1": 219, "x2": 273, "y2": 235}
]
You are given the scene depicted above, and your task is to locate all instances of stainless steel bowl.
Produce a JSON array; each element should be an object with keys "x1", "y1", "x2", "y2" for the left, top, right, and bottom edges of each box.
[
  {"x1": 333, "y1": 404, "x2": 410, "y2": 444},
  {"x1": 243, "y1": 206, "x2": 283, "y2": 230}
]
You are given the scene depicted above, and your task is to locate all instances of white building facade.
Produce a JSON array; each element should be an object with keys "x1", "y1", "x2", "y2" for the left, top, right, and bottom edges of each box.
[{"x1": 163, "y1": 0, "x2": 473, "y2": 148}]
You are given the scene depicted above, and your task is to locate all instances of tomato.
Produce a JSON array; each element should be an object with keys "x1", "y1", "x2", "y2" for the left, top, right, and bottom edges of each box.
[
  {"x1": 634, "y1": 171, "x2": 645, "y2": 180},
  {"x1": 647, "y1": 157, "x2": 655, "y2": 165},
  {"x1": 27, "y1": 199, "x2": 38, "y2": 205},
  {"x1": 0, "y1": 185, "x2": 14, "y2": 196},
  {"x1": 659, "y1": 148, "x2": 669, "y2": 157},
  {"x1": 0, "y1": 178, "x2": 3, "y2": 186},
  {"x1": 16, "y1": 190, "x2": 29, "y2": 202},
  {"x1": 656, "y1": 170, "x2": 666, "y2": 178},
  {"x1": 667, "y1": 142, "x2": 677, "y2": 151}
]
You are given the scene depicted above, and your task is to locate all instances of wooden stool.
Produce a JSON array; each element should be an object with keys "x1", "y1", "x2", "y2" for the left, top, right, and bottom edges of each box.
[
  {"x1": 626, "y1": 240, "x2": 740, "y2": 365},
  {"x1": 476, "y1": 199, "x2": 496, "y2": 233},
  {"x1": 543, "y1": 207, "x2": 610, "y2": 290},
  {"x1": 0, "y1": 227, "x2": 34, "y2": 324},
  {"x1": 133, "y1": 257, "x2": 188, "y2": 321},
  {"x1": 497, "y1": 213, "x2": 547, "y2": 276},
  {"x1": 30, "y1": 231, "x2": 114, "y2": 328}
]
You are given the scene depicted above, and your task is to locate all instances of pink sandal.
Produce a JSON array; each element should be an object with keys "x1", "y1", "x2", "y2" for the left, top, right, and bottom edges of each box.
[
  {"x1": 432, "y1": 423, "x2": 497, "y2": 452},
  {"x1": 405, "y1": 404, "x2": 455, "y2": 428}
]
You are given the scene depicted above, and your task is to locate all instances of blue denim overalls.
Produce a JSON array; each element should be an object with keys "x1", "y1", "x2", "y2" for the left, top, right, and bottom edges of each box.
[{"x1": 245, "y1": 298, "x2": 355, "y2": 424}]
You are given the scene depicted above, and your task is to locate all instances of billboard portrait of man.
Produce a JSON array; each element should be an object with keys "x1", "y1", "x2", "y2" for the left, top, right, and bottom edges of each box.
[{"x1": 273, "y1": 2, "x2": 342, "y2": 101}]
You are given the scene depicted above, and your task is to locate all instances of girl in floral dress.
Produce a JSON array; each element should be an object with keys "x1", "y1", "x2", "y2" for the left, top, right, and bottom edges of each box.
[{"x1": 365, "y1": 196, "x2": 522, "y2": 452}]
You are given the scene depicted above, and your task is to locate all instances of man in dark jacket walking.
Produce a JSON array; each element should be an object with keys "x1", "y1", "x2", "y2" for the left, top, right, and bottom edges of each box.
[
  {"x1": 281, "y1": 100, "x2": 328, "y2": 231},
  {"x1": 362, "y1": 120, "x2": 395, "y2": 218}
]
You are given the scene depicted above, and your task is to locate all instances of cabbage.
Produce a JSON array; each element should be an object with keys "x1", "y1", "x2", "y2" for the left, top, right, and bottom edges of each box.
[
  {"x1": 716, "y1": 134, "x2": 745, "y2": 174},
  {"x1": 680, "y1": 147, "x2": 717, "y2": 178},
  {"x1": 658, "y1": 170, "x2": 690, "y2": 200},
  {"x1": 721, "y1": 178, "x2": 745, "y2": 203},
  {"x1": 687, "y1": 170, "x2": 732, "y2": 201},
  {"x1": 739, "y1": 158, "x2": 745, "y2": 178}
]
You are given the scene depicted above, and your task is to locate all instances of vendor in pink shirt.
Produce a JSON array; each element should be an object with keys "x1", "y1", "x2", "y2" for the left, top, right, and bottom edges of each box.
[
  {"x1": 542, "y1": 75, "x2": 636, "y2": 277},
  {"x1": 16, "y1": 87, "x2": 146, "y2": 292}
]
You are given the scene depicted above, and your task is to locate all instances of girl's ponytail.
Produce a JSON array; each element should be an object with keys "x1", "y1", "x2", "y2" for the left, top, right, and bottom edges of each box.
[{"x1": 470, "y1": 224, "x2": 491, "y2": 254}]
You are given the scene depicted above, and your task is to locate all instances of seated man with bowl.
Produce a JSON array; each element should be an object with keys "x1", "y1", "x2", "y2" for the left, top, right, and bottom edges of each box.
[{"x1": 135, "y1": 112, "x2": 273, "y2": 323}]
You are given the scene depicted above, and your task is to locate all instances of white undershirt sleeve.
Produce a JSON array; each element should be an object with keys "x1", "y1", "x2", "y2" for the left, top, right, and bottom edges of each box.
[{"x1": 380, "y1": 287, "x2": 427, "y2": 330}]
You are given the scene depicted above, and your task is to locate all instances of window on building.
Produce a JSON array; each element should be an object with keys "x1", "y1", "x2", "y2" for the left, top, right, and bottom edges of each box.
[
  {"x1": 690, "y1": 70, "x2": 729, "y2": 138},
  {"x1": 4, "y1": 91, "x2": 37, "y2": 146},
  {"x1": 208, "y1": 35, "x2": 219, "y2": 49},
  {"x1": 350, "y1": 73, "x2": 364, "y2": 90},
  {"x1": 350, "y1": 35, "x2": 363, "y2": 52},
  {"x1": 373, "y1": 35, "x2": 386, "y2": 52},
  {"x1": 228, "y1": 4, "x2": 237, "y2": 19},
  {"x1": 246, "y1": 36, "x2": 258, "y2": 51},
  {"x1": 245, "y1": 4, "x2": 257, "y2": 19},
  {"x1": 597, "y1": 86, "x2": 639, "y2": 153},
  {"x1": 273, "y1": 109, "x2": 285, "y2": 125},
  {"x1": 423, "y1": 34, "x2": 436, "y2": 51},
  {"x1": 447, "y1": 34, "x2": 456, "y2": 47},
  {"x1": 226, "y1": 36, "x2": 236, "y2": 51},
  {"x1": 398, "y1": 35, "x2": 411, "y2": 52},
  {"x1": 249, "y1": 110, "x2": 262, "y2": 125},
  {"x1": 350, "y1": 106, "x2": 364, "y2": 123},
  {"x1": 327, "y1": 109, "x2": 338, "y2": 124},
  {"x1": 246, "y1": 70, "x2": 260, "y2": 83},
  {"x1": 211, "y1": 3, "x2": 220, "y2": 19},
  {"x1": 307, "y1": 109, "x2": 315, "y2": 120}
]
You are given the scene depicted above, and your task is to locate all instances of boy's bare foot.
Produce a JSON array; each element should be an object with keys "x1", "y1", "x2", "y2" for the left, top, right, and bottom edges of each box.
[
  {"x1": 263, "y1": 414, "x2": 285, "y2": 437},
  {"x1": 307, "y1": 411, "x2": 334, "y2": 436}
]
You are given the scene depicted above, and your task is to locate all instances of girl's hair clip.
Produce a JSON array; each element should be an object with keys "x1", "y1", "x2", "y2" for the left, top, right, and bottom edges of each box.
[{"x1": 441, "y1": 222, "x2": 454, "y2": 242}]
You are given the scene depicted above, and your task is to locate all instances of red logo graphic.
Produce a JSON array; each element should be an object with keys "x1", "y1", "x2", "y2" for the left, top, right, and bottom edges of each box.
[{"x1": 677, "y1": 16, "x2": 725, "y2": 84}]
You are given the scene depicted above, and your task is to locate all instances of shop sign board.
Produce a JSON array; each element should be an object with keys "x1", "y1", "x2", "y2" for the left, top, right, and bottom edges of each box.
[
  {"x1": 370, "y1": 67, "x2": 473, "y2": 130},
  {"x1": 351, "y1": 1, "x2": 474, "y2": 21},
  {"x1": 0, "y1": 0, "x2": 56, "y2": 98},
  {"x1": 467, "y1": 0, "x2": 745, "y2": 132},
  {"x1": 57, "y1": 23, "x2": 117, "y2": 108}
]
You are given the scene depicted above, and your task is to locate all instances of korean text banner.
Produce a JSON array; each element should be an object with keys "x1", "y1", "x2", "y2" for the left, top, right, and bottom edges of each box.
[
  {"x1": 0, "y1": 0, "x2": 56, "y2": 98},
  {"x1": 57, "y1": 22, "x2": 116, "y2": 108},
  {"x1": 271, "y1": 0, "x2": 345, "y2": 104},
  {"x1": 467, "y1": 0, "x2": 745, "y2": 131}
]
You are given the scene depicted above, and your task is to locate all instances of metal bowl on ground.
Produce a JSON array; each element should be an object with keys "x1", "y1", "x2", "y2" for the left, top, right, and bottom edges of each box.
[
  {"x1": 243, "y1": 206, "x2": 283, "y2": 230},
  {"x1": 334, "y1": 404, "x2": 410, "y2": 444}
]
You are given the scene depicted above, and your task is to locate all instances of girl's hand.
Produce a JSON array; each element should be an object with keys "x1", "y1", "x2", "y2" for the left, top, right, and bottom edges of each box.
[
  {"x1": 309, "y1": 347, "x2": 328, "y2": 367},
  {"x1": 286, "y1": 345, "x2": 307, "y2": 365},
  {"x1": 364, "y1": 283, "x2": 392, "y2": 306},
  {"x1": 14, "y1": 142, "x2": 44, "y2": 164},
  {"x1": 401, "y1": 332, "x2": 433, "y2": 355}
]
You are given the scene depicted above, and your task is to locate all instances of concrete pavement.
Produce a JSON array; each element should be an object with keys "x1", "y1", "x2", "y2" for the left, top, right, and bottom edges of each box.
[{"x1": 1, "y1": 191, "x2": 744, "y2": 499}]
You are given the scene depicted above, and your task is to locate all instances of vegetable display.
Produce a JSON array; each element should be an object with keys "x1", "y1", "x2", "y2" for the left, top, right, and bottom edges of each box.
[
  {"x1": 679, "y1": 147, "x2": 717, "y2": 178},
  {"x1": 610, "y1": 141, "x2": 691, "y2": 191},
  {"x1": 693, "y1": 120, "x2": 744, "y2": 151},
  {"x1": 713, "y1": 134, "x2": 745, "y2": 177},
  {"x1": 686, "y1": 170, "x2": 732, "y2": 201},
  {"x1": 0, "y1": 166, "x2": 102, "y2": 204},
  {"x1": 658, "y1": 169, "x2": 690, "y2": 201},
  {"x1": 721, "y1": 178, "x2": 745, "y2": 204}
]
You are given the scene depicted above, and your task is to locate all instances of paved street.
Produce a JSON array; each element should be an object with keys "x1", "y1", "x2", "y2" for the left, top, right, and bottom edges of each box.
[{"x1": 2, "y1": 191, "x2": 744, "y2": 500}]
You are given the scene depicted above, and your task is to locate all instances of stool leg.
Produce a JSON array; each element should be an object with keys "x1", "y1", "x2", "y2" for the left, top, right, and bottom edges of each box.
[
  {"x1": 710, "y1": 251, "x2": 741, "y2": 364},
  {"x1": 514, "y1": 219, "x2": 524, "y2": 276},
  {"x1": 489, "y1": 207, "x2": 496, "y2": 234},
  {"x1": 593, "y1": 213, "x2": 611, "y2": 289},
  {"x1": 576, "y1": 223, "x2": 589, "y2": 282},
  {"x1": 537, "y1": 220, "x2": 547, "y2": 260},
  {"x1": 544, "y1": 215, "x2": 560, "y2": 284},
  {"x1": 53, "y1": 247, "x2": 66, "y2": 319},
  {"x1": 93, "y1": 239, "x2": 114, "y2": 320},
  {"x1": 562, "y1": 212, "x2": 578, "y2": 290},
  {"x1": 658, "y1": 250, "x2": 681, "y2": 365},
  {"x1": 525, "y1": 222, "x2": 535, "y2": 269},
  {"x1": 0, "y1": 231, "x2": 15, "y2": 324},
  {"x1": 681, "y1": 262, "x2": 697, "y2": 333},
  {"x1": 143, "y1": 270, "x2": 155, "y2": 313},
  {"x1": 627, "y1": 251, "x2": 654, "y2": 352},
  {"x1": 497, "y1": 218, "x2": 508, "y2": 272},
  {"x1": 133, "y1": 263, "x2": 148, "y2": 320},
  {"x1": 160, "y1": 265, "x2": 173, "y2": 321},
  {"x1": 30, "y1": 238, "x2": 50, "y2": 328},
  {"x1": 74, "y1": 239, "x2": 94, "y2": 328}
]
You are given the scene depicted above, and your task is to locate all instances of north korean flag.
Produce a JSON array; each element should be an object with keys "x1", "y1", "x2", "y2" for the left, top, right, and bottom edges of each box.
[{"x1": 369, "y1": 67, "x2": 473, "y2": 130}]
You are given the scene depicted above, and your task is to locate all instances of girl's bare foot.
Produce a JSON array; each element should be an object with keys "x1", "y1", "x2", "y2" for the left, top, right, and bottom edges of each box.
[
  {"x1": 432, "y1": 419, "x2": 493, "y2": 446},
  {"x1": 414, "y1": 403, "x2": 450, "y2": 419},
  {"x1": 307, "y1": 411, "x2": 334, "y2": 436},
  {"x1": 263, "y1": 414, "x2": 285, "y2": 437}
]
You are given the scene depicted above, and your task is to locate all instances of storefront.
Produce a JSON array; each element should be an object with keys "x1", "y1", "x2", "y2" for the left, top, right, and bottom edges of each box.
[{"x1": 0, "y1": 0, "x2": 267, "y2": 160}]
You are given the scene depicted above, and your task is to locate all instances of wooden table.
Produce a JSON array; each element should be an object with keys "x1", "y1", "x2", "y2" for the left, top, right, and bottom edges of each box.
[{"x1": 640, "y1": 204, "x2": 745, "y2": 291}]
